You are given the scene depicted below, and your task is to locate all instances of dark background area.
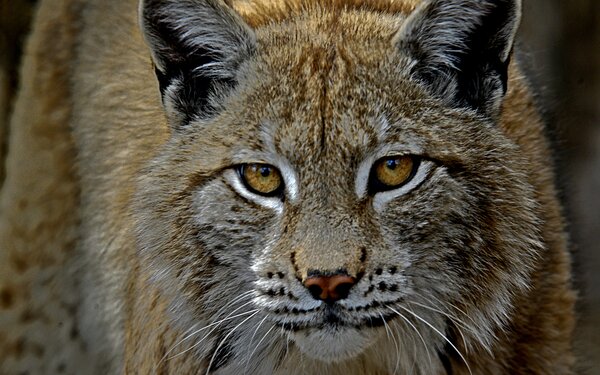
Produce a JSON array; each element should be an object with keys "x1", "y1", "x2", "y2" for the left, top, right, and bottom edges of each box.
[
  {"x1": 1, "y1": 0, "x2": 598, "y2": 372},
  {"x1": 519, "y1": 1, "x2": 600, "y2": 373}
]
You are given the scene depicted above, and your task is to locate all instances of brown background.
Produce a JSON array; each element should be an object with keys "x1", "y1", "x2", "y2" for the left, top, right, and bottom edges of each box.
[{"x1": 1, "y1": 0, "x2": 598, "y2": 373}]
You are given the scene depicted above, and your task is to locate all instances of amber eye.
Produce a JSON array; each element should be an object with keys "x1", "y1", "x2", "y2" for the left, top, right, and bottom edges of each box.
[
  {"x1": 370, "y1": 155, "x2": 419, "y2": 193},
  {"x1": 239, "y1": 164, "x2": 283, "y2": 196}
]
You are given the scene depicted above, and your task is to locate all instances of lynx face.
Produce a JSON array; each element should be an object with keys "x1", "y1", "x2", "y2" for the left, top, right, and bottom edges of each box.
[{"x1": 136, "y1": 0, "x2": 540, "y2": 368}]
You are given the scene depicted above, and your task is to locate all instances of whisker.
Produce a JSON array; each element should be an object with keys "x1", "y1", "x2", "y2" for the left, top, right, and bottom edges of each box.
[
  {"x1": 283, "y1": 326, "x2": 290, "y2": 362},
  {"x1": 244, "y1": 313, "x2": 270, "y2": 367},
  {"x1": 392, "y1": 319, "x2": 417, "y2": 374},
  {"x1": 395, "y1": 304, "x2": 473, "y2": 375},
  {"x1": 248, "y1": 314, "x2": 270, "y2": 345},
  {"x1": 156, "y1": 290, "x2": 254, "y2": 371},
  {"x1": 408, "y1": 300, "x2": 471, "y2": 352},
  {"x1": 386, "y1": 305, "x2": 433, "y2": 369},
  {"x1": 379, "y1": 312, "x2": 400, "y2": 375},
  {"x1": 170, "y1": 297, "x2": 255, "y2": 353},
  {"x1": 246, "y1": 323, "x2": 277, "y2": 368},
  {"x1": 205, "y1": 310, "x2": 261, "y2": 375},
  {"x1": 424, "y1": 294, "x2": 494, "y2": 352},
  {"x1": 167, "y1": 308, "x2": 258, "y2": 362},
  {"x1": 426, "y1": 293, "x2": 480, "y2": 331},
  {"x1": 409, "y1": 301, "x2": 474, "y2": 334}
]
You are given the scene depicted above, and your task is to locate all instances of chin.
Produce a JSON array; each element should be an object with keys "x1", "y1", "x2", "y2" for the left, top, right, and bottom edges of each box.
[{"x1": 291, "y1": 325, "x2": 378, "y2": 362}]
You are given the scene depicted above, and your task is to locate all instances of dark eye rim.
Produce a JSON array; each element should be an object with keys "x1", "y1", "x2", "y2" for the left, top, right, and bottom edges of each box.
[
  {"x1": 367, "y1": 155, "x2": 421, "y2": 194},
  {"x1": 237, "y1": 163, "x2": 285, "y2": 198}
]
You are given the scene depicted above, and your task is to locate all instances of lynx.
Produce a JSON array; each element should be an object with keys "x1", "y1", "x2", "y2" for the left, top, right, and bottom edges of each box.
[{"x1": 0, "y1": 0, "x2": 575, "y2": 374}]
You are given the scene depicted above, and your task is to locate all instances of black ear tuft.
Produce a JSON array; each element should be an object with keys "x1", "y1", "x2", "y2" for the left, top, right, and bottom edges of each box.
[
  {"x1": 140, "y1": 0, "x2": 256, "y2": 128},
  {"x1": 396, "y1": 0, "x2": 521, "y2": 118}
]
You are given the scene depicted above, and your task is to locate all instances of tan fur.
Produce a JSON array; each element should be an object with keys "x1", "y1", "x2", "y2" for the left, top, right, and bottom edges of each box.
[{"x1": 0, "y1": 0, "x2": 574, "y2": 374}]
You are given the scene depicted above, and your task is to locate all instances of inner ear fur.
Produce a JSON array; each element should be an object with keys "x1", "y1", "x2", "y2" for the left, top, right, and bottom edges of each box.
[
  {"x1": 395, "y1": 0, "x2": 522, "y2": 118},
  {"x1": 139, "y1": 0, "x2": 256, "y2": 128}
]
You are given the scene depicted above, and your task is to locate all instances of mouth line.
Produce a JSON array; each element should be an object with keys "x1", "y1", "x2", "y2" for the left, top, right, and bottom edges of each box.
[
  {"x1": 266, "y1": 297, "x2": 403, "y2": 315},
  {"x1": 273, "y1": 309, "x2": 398, "y2": 332}
]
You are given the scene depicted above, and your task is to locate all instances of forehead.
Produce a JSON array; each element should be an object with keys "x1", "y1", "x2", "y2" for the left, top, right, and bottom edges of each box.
[{"x1": 247, "y1": 9, "x2": 418, "y2": 164}]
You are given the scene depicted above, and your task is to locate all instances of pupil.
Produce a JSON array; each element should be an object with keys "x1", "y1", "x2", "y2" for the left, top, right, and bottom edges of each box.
[
  {"x1": 260, "y1": 167, "x2": 271, "y2": 177},
  {"x1": 386, "y1": 159, "x2": 398, "y2": 170}
]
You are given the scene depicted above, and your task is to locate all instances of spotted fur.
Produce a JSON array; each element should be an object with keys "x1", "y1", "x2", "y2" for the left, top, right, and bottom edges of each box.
[{"x1": 0, "y1": 0, "x2": 574, "y2": 374}]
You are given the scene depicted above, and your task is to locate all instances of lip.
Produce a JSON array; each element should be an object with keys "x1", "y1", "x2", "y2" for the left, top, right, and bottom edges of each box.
[{"x1": 273, "y1": 305, "x2": 397, "y2": 332}]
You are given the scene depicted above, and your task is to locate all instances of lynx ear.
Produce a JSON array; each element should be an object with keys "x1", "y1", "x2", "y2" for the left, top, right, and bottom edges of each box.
[
  {"x1": 140, "y1": 0, "x2": 256, "y2": 128},
  {"x1": 395, "y1": 0, "x2": 521, "y2": 118}
]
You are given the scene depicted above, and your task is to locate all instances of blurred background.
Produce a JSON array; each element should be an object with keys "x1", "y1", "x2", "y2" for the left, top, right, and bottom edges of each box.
[
  {"x1": 1, "y1": 0, "x2": 598, "y2": 373},
  {"x1": 518, "y1": 1, "x2": 599, "y2": 374}
]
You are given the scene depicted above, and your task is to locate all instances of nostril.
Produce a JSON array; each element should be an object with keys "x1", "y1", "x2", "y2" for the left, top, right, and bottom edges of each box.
[
  {"x1": 307, "y1": 284, "x2": 323, "y2": 300},
  {"x1": 328, "y1": 275, "x2": 356, "y2": 301},
  {"x1": 304, "y1": 277, "x2": 328, "y2": 301},
  {"x1": 303, "y1": 274, "x2": 356, "y2": 302},
  {"x1": 333, "y1": 281, "x2": 353, "y2": 300}
]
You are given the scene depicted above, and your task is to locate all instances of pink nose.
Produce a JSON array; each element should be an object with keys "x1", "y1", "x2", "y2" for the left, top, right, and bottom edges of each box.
[{"x1": 304, "y1": 274, "x2": 356, "y2": 303}]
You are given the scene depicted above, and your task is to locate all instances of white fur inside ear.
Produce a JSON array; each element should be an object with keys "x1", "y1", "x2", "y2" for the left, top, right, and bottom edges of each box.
[
  {"x1": 162, "y1": 78, "x2": 187, "y2": 125},
  {"x1": 139, "y1": 0, "x2": 256, "y2": 75},
  {"x1": 394, "y1": 0, "x2": 521, "y2": 69},
  {"x1": 393, "y1": 0, "x2": 522, "y2": 117}
]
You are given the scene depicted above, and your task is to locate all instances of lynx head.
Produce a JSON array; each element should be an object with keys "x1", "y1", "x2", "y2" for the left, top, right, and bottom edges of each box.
[{"x1": 135, "y1": 0, "x2": 539, "y2": 371}]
